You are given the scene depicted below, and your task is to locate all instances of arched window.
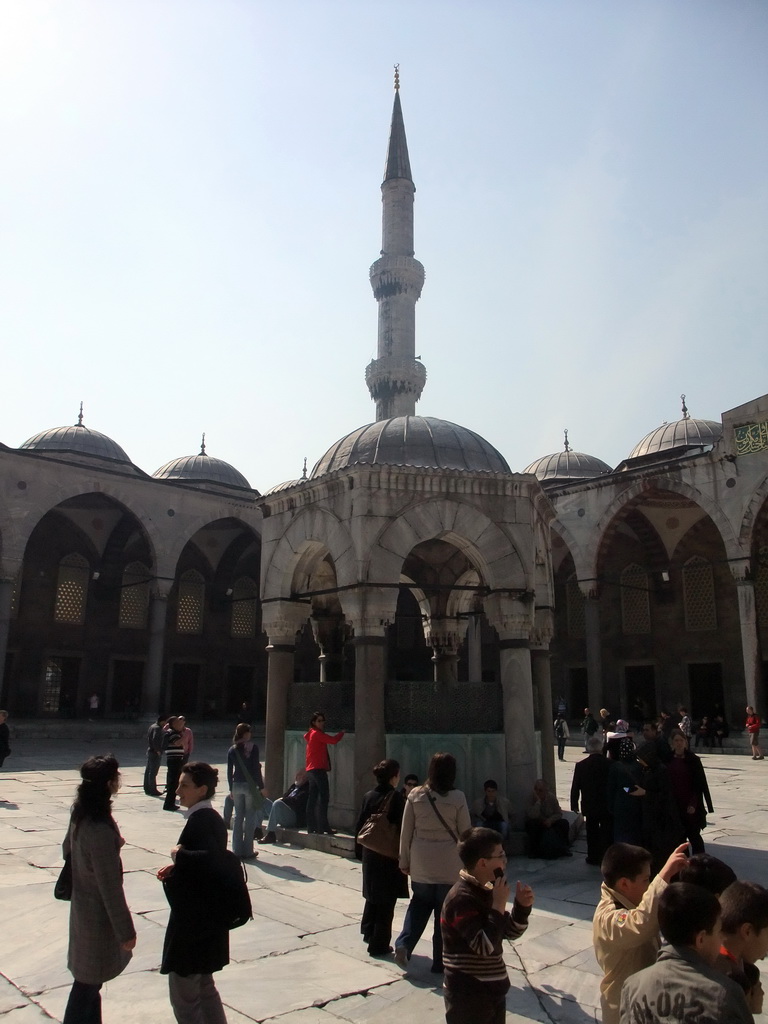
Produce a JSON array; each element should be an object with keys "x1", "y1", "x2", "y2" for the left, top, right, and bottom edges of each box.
[
  {"x1": 177, "y1": 569, "x2": 205, "y2": 634},
  {"x1": 566, "y1": 574, "x2": 585, "y2": 638},
  {"x1": 230, "y1": 576, "x2": 258, "y2": 638},
  {"x1": 119, "y1": 561, "x2": 151, "y2": 629},
  {"x1": 621, "y1": 564, "x2": 650, "y2": 634},
  {"x1": 683, "y1": 555, "x2": 717, "y2": 631},
  {"x1": 54, "y1": 553, "x2": 89, "y2": 624}
]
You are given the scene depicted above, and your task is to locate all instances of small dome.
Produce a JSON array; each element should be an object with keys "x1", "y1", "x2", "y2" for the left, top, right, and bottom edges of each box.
[
  {"x1": 311, "y1": 416, "x2": 510, "y2": 478},
  {"x1": 153, "y1": 452, "x2": 251, "y2": 490},
  {"x1": 523, "y1": 449, "x2": 611, "y2": 484},
  {"x1": 20, "y1": 423, "x2": 131, "y2": 465},
  {"x1": 629, "y1": 397, "x2": 721, "y2": 459},
  {"x1": 262, "y1": 479, "x2": 302, "y2": 496}
]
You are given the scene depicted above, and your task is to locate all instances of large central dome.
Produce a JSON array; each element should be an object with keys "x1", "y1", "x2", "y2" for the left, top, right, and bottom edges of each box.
[{"x1": 311, "y1": 416, "x2": 510, "y2": 478}]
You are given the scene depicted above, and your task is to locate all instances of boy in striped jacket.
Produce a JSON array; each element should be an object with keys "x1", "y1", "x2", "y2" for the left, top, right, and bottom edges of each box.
[{"x1": 440, "y1": 827, "x2": 534, "y2": 1023}]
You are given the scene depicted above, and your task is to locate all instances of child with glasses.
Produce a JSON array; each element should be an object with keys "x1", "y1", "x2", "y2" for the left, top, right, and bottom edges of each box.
[{"x1": 440, "y1": 827, "x2": 534, "y2": 1024}]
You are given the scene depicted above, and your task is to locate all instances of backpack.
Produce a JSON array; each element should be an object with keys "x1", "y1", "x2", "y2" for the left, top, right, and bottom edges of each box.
[{"x1": 215, "y1": 850, "x2": 253, "y2": 930}]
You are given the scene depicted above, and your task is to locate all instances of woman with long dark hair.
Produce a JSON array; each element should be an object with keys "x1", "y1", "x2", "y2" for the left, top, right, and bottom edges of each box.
[
  {"x1": 394, "y1": 752, "x2": 471, "y2": 973},
  {"x1": 226, "y1": 722, "x2": 264, "y2": 859},
  {"x1": 62, "y1": 754, "x2": 136, "y2": 1024},
  {"x1": 303, "y1": 710, "x2": 344, "y2": 834},
  {"x1": 354, "y1": 758, "x2": 408, "y2": 956}
]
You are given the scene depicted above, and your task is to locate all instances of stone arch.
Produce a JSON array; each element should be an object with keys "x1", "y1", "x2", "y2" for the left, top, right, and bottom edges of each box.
[
  {"x1": 739, "y1": 470, "x2": 768, "y2": 553},
  {"x1": 366, "y1": 498, "x2": 527, "y2": 592},
  {"x1": 262, "y1": 506, "x2": 356, "y2": 601},
  {"x1": 584, "y1": 476, "x2": 739, "y2": 581},
  {"x1": 158, "y1": 513, "x2": 261, "y2": 583},
  {"x1": 6, "y1": 485, "x2": 160, "y2": 578},
  {"x1": 549, "y1": 519, "x2": 584, "y2": 577}
]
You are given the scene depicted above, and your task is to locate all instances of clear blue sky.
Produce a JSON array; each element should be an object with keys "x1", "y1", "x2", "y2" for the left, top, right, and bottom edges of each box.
[{"x1": 1, "y1": 0, "x2": 766, "y2": 491}]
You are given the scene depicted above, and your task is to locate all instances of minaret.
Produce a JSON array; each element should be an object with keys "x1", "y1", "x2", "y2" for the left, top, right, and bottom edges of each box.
[{"x1": 365, "y1": 67, "x2": 427, "y2": 420}]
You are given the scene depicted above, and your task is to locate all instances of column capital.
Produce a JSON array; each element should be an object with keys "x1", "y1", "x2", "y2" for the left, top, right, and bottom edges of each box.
[
  {"x1": 530, "y1": 608, "x2": 554, "y2": 649},
  {"x1": 484, "y1": 593, "x2": 532, "y2": 642},
  {"x1": 262, "y1": 600, "x2": 309, "y2": 646},
  {"x1": 577, "y1": 579, "x2": 600, "y2": 600},
  {"x1": 150, "y1": 580, "x2": 173, "y2": 601},
  {"x1": 341, "y1": 588, "x2": 398, "y2": 639},
  {"x1": 423, "y1": 617, "x2": 462, "y2": 656},
  {"x1": 730, "y1": 559, "x2": 753, "y2": 584}
]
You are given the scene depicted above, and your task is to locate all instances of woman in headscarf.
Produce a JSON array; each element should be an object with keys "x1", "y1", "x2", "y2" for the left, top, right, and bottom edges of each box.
[
  {"x1": 62, "y1": 754, "x2": 136, "y2": 1024},
  {"x1": 354, "y1": 758, "x2": 408, "y2": 957}
]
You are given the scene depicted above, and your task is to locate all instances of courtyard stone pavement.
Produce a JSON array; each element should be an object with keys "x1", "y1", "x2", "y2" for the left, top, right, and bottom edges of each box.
[{"x1": 1, "y1": 738, "x2": 767, "y2": 1023}]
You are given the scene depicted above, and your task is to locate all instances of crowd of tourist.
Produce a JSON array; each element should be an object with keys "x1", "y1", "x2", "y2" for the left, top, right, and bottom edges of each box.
[{"x1": 48, "y1": 697, "x2": 767, "y2": 1024}]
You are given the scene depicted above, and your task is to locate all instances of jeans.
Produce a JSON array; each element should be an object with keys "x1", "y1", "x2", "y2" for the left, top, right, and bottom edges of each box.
[
  {"x1": 265, "y1": 799, "x2": 297, "y2": 833},
  {"x1": 306, "y1": 769, "x2": 330, "y2": 832},
  {"x1": 396, "y1": 881, "x2": 452, "y2": 968},
  {"x1": 224, "y1": 794, "x2": 272, "y2": 831},
  {"x1": 168, "y1": 972, "x2": 227, "y2": 1024},
  {"x1": 473, "y1": 817, "x2": 510, "y2": 841},
  {"x1": 231, "y1": 783, "x2": 259, "y2": 857},
  {"x1": 144, "y1": 749, "x2": 161, "y2": 794},
  {"x1": 63, "y1": 981, "x2": 102, "y2": 1024}
]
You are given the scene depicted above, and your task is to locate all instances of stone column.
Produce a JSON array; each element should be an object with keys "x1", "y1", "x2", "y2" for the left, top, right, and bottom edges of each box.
[
  {"x1": 142, "y1": 586, "x2": 170, "y2": 715},
  {"x1": 467, "y1": 613, "x2": 483, "y2": 682},
  {"x1": 582, "y1": 588, "x2": 603, "y2": 714},
  {"x1": 735, "y1": 574, "x2": 762, "y2": 711},
  {"x1": 262, "y1": 602, "x2": 308, "y2": 798},
  {"x1": 0, "y1": 577, "x2": 15, "y2": 699},
  {"x1": 532, "y1": 648, "x2": 556, "y2": 792},
  {"x1": 353, "y1": 635, "x2": 387, "y2": 805},
  {"x1": 499, "y1": 641, "x2": 537, "y2": 823}
]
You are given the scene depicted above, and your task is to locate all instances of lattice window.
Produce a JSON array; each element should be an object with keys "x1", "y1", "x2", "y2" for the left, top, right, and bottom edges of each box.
[
  {"x1": 177, "y1": 570, "x2": 205, "y2": 634},
  {"x1": 753, "y1": 546, "x2": 768, "y2": 638},
  {"x1": 54, "y1": 553, "x2": 89, "y2": 624},
  {"x1": 230, "y1": 576, "x2": 258, "y2": 638},
  {"x1": 42, "y1": 657, "x2": 63, "y2": 713},
  {"x1": 621, "y1": 564, "x2": 651, "y2": 634},
  {"x1": 566, "y1": 574, "x2": 585, "y2": 638},
  {"x1": 683, "y1": 556, "x2": 717, "y2": 631},
  {"x1": 119, "y1": 562, "x2": 150, "y2": 629}
]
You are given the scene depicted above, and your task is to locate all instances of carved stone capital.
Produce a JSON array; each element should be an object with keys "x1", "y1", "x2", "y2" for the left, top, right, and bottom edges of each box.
[
  {"x1": 262, "y1": 601, "x2": 310, "y2": 646},
  {"x1": 484, "y1": 593, "x2": 532, "y2": 642},
  {"x1": 730, "y1": 558, "x2": 753, "y2": 584}
]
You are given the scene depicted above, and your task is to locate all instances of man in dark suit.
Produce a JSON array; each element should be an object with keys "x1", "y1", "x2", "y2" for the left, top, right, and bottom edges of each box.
[
  {"x1": 570, "y1": 736, "x2": 611, "y2": 865},
  {"x1": 158, "y1": 761, "x2": 230, "y2": 1024}
]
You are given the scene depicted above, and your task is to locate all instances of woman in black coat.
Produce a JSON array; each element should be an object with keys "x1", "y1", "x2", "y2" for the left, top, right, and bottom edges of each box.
[
  {"x1": 355, "y1": 758, "x2": 408, "y2": 957},
  {"x1": 667, "y1": 730, "x2": 714, "y2": 854}
]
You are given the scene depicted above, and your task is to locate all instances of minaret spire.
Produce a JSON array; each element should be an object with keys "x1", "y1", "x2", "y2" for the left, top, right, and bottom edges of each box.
[{"x1": 365, "y1": 69, "x2": 427, "y2": 420}]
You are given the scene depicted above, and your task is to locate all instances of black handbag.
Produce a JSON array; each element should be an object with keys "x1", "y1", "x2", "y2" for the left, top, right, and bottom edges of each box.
[
  {"x1": 54, "y1": 855, "x2": 73, "y2": 900},
  {"x1": 357, "y1": 790, "x2": 399, "y2": 860}
]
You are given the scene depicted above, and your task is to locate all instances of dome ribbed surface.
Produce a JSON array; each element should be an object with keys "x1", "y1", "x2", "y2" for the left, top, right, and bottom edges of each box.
[
  {"x1": 629, "y1": 417, "x2": 722, "y2": 459},
  {"x1": 20, "y1": 424, "x2": 131, "y2": 464},
  {"x1": 312, "y1": 416, "x2": 510, "y2": 478},
  {"x1": 262, "y1": 479, "x2": 302, "y2": 496},
  {"x1": 153, "y1": 453, "x2": 250, "y2": 489},
  {"x1": 523, "y1": 450, "x2": 611, "y2": 483}
]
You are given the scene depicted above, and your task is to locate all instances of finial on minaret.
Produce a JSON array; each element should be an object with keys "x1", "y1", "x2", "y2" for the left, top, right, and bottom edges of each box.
[
  {"x1": 301, "y1": 457, "x2": 308, "y2": 481},
  {"x1": 200, "y1": 432, "x2": 206, "y2": 455},
  {"x1": 394, "y1": 64, "x2": 400, "y2": 91},
  {"x1": 681, "y1": 394, "x2": 689, "y2": 420},
  {"x1": 563, "y1": 428, "x2": 570, "y2": 453},
  {"x1": 77, "y1": 401, "x2": 84, "y2": 426}
]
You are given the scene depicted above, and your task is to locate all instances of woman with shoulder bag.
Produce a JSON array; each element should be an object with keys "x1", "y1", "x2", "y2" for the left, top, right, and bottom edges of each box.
[
  {"x1": 226, "y1": 723, "x2": 264, "y2": 860},
  {"x1": 354, "y1": 758, "x2": 408, "y2": 957},
  {"x1": 394, "y1": 752, "x2": 471, "y2": 974},
  {"x1": 62, "y1": 754, "x2": 136, "y2": 1024}
]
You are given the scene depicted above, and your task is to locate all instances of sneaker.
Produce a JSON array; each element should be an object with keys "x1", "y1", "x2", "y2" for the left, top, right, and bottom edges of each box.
[
  {"x1": 393, "y1": 946, "x2": 409, "y2": 969},
  {"x1": 258, "y1": 831, "x2": 277, "y2": 845}
]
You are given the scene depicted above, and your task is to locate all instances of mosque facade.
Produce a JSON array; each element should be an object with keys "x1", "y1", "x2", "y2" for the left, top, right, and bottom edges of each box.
[{"x1": 0, "y1": 82, "x2": 766, "y2": 827}]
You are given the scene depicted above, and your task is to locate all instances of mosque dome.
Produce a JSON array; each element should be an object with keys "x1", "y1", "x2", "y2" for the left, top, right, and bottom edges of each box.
[
  {"x1": 153, "y1": 437, "x2": 251, "y2": 490},
  {"x1": 523, "y1": 433, "x2": 611, "y2": 484},
  {"x1": 20, "y1": 409, "x2": 132, "y2": 465},
  {"x1": 311, "y1": 416, "x2": 510, "y2": 478},
  {"x1": 628, "y1": 396, "x2": 721, "y2": 460},
  {"x1": 262, "y1": 479, "x2": 302, "y2": 495}
]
